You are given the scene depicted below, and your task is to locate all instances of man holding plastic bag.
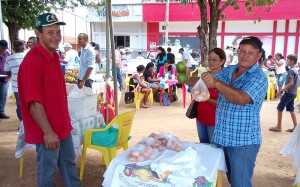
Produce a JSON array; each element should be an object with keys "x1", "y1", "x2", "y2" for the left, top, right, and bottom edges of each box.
[{"x1": 202, "y1": 36, "x2": 268, "y2": 187}]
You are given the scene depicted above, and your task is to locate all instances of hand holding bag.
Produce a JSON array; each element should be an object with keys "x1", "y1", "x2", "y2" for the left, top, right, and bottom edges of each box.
[{"x1": 186, "y1": 100, "x2": 198, "y2": 119}]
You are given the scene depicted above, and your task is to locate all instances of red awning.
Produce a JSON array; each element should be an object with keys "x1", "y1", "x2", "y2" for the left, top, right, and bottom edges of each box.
[{"x1": 143, "y1": 0, "x2": 300, "y2": 22}]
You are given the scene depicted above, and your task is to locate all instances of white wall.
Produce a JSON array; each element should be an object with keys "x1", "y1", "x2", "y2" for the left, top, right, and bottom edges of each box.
[
  {"x1": 92, "y1": 22, "x2": 147, "y2": 53},
  {"x1": 225, "y1": 20, "x2": 273, "y2": 33}
]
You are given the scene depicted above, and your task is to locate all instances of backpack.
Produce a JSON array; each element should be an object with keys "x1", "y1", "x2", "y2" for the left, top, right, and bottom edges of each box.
[
  {"x1": 163, "y1": 92, "x2": 170, "y2": 106},
  {"x1": 124, "y1": 91, "x2": 135, "y2": 104}
]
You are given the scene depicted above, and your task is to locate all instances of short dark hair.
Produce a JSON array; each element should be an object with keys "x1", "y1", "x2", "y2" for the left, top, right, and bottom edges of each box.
[
  {"x1": 136, "y1": 65, "x2": 145, "y2": 72},
  {"x1": 13, "y1": 40, "x2": 25, "y2": 52},
  {"x1": 79, "y1": 33, "x2": 88, "y2": 40},
  {"x1": 287, "y1": 54, "x2": 298, "y2": 64},
  {"x1": 145, "y1": 62, "x2": 154, "y2": 70},
  {"x1": 167, "y1": 47, "x2": 171, "y2": 52}
]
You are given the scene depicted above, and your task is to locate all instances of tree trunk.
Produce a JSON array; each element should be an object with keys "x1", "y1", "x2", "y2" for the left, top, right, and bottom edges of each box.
[
  {"x1": 208, "y1": 0, "x2": 221, "y2": 50},
  {"x1": 5, "y1": 22, "x2": 20, "y2": 49},
  {"x1": 197, "y1": 0, "x2": 209, "y2": 67}
]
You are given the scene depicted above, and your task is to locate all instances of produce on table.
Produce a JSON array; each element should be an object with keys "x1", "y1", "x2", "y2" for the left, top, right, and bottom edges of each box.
[
  {"x1": 65, "y1": 69, "x2": 78, "y2": 83},
  {"x1": 127, "y1": 133, "x2": 184, "y2": 162}
]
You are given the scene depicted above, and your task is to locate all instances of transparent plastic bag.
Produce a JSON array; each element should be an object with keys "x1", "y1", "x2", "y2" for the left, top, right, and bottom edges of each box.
[{"x1": 191, "y1": 78, "x2": 210, "y2": 102}]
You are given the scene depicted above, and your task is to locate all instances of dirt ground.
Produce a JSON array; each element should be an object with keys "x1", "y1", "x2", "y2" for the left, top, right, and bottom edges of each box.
[{"x1": 0, "y1": 89, "x2": 299, "y2": 187}]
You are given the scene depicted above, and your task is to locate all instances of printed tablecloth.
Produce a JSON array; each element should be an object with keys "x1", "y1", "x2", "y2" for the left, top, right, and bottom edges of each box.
[
  {"x1": 103, "y1": 142, "x2": 227, "y2": 187},
  {"x1": 15, "y1": 113, "x2": 105, "y2": 160}
]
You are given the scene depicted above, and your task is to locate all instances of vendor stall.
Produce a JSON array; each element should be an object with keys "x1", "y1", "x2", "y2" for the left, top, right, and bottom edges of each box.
[{"x1": 103, "y1": 141, "x2": 227, "y2": 187}]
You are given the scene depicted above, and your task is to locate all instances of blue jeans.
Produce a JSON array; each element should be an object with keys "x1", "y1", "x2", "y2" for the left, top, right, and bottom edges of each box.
[
  {"x1": 117, "y1": 67, "x2": 122, "y2": 90},
  {"x1": 223, "y1": 144, "x2": 260, "y2": 187},
  {"x1": 77, "y1": 79, "x2": 93, "y2": 89},
  {"x1": 0, "y1": 81, "x2": 8, "y2": 114},
  {"x1": 14, "y1": 92, "x2": 22, "y2": 121},
  {"x1": 277, "y1": 73, "x2": 287, "y2": 86},
  {"x1": 196, "y1": 119, "x2": 215, "y2": 143},
  {"x1": 36, "y1": 134, "x2": 82, "y2": 187}
]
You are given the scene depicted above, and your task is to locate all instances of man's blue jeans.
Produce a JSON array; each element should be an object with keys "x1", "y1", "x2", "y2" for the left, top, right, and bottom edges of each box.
[
  {"x1": 117, "y1": 67, "x2": 122, "y2": 90},
  {"x1": 36, "y1": 134, "x2": 82, "y2": 187},
  {"x1": 196, "y1": 119, "x2": 215, "y2": 143},
  {"x1": 0, "y1": 81, "x2": 8, "y2": 114},
  {"x1": 223, "y1": 144, "x2": 260, "y2": 187},
  {"x1": 14, "y1": 92, "x2": 22, "y2": 121}
]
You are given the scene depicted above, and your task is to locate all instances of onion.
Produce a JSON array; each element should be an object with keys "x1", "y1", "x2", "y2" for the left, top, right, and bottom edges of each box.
[
  {"x1": 131, "y1": 150, "x2": 139, "y2": 157},
  {"x1": 137, "y1": 155, "x2": 145, "y2": 162}
]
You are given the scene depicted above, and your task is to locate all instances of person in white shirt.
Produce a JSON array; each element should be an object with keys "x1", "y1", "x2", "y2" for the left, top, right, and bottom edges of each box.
[
  {"x1": 224, "y1": 45, "x2": 234, "y2": 67},
  {"x1": 77, "y1": 33, "x2": 95, "y2": 89},
  {"x1": 60, "y1": 43, "x2": 79, "y2": 69},
  {"x1": 275, "y1": 53, "x2": 287, "y2": 95},
  {"x1": 24, "y1": 36, "x2": 37, "y2": 54},
  {"x1": 179, "y1": 48, "x2": 192, "y2": 68},
  {"x1": 4, "y1": 40, "x2": 26, "y2": 121}
]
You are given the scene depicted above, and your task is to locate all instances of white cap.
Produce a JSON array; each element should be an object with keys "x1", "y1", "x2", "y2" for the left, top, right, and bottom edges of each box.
[{"x1": 63, "y1": 43, "x2": 72, "y2": 48}]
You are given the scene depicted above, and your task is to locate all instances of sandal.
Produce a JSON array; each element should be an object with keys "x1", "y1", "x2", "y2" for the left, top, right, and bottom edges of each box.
[
  {"x1": 286, "y1": 128, "x2": 294, "y2": 132},
  {"x1": 269, "y1": 126, "x2": 281, "y2": 132}
]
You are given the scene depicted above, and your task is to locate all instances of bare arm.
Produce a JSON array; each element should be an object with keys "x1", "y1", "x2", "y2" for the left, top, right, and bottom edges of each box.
[
  {"x1": 134, "y1": 74, "x2": 148, "y2": 88},
  {"x1": 202, "y1": 72, "x2": 252, "y2": 105},
  {"x1": 276, "y1": 77, "x2": 294, "y2": 97},
  {"x1": 29, "y1": 101, "x2": 60, "y2": 149},
  {"x1": 78, "y1": 67, "x2": 93, "y2": 89},
  {"x1": 275, "y1": 59, "x2": 284, "y2": 66},
  {"x1": 207, "y1": 98, "x2": 217, "y2": 105}
]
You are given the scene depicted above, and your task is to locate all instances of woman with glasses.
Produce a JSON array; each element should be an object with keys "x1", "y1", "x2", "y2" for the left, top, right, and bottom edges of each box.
[{"x1": 195, "y1": 48, "x2": 225, "y2": 143}]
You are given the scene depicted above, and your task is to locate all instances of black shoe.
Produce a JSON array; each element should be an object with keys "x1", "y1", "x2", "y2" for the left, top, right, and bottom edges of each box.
[{"x1": 0, "y1": 114, "x2": 10, "y2": 119}]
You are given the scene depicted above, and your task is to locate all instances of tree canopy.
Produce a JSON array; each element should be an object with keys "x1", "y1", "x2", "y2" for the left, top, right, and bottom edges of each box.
[{"x1": 1, "y1": 0, "x2": 89, "y2": 45}]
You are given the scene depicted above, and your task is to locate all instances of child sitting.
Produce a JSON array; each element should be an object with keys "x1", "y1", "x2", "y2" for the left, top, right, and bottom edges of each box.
[{"x1": 133, "y1": 75, "x2": 150, "y2": 99}]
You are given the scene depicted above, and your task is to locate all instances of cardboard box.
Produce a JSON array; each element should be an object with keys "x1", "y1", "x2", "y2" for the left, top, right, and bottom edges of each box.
[{"x1": 68, "y1": 94, "x2": 98, "y2": 119}]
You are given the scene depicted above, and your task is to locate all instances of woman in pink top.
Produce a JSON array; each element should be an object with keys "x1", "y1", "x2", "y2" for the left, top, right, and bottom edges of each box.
[{"x1": 158, "y1": 59, "x2": 175, "y2": 78}]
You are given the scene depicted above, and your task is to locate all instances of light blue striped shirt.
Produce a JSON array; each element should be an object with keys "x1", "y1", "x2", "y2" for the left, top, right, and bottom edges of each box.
[{"x1": 78, "y1": 45, "x2": 95, "y2": 80}]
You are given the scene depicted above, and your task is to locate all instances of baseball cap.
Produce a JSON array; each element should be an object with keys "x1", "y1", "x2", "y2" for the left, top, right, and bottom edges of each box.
[
  {"x1": 239, "y1": 36, "x2": 263, "y2": 52},
  {"x1": 35, "y1": 13, "x2": 66, "y2": 29},
  {"x1": 178, "y1": 48, "x2": 184, "y2": 53},
  {"x1": 0, "y1": 40, "x2": 8, "y2": 49},
  {"x1": 63, "y1": 43, "x2": 72, "y2": 48}
]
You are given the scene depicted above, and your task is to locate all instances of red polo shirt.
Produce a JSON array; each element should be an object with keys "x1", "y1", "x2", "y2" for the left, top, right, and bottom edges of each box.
[
  {"x1": 196, "y1": 88, "x2": 218, "y2": 126},
  {"x1": 18, "y1": 43, "x2": 72, "y2": 144}
]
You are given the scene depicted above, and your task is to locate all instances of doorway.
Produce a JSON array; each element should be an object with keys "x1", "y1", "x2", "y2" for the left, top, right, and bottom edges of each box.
[{"x1": 114, "y1": 36, "x2": 130, "y2": 49}]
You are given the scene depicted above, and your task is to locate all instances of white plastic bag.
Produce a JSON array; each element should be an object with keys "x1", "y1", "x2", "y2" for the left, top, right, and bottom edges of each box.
[{"x1": 191, "y1": 78, "x2": 210, "y2": 102}]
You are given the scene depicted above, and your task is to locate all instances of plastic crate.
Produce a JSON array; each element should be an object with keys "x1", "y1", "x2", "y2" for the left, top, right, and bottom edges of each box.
[{"x1": 68, "y1": 94, "x2": 98, "y2": 119}]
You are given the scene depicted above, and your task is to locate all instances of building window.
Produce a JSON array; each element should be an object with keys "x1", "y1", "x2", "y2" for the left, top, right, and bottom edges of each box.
[{"x1": 114, "y1": 36, "x2": 130, "y2": 48}]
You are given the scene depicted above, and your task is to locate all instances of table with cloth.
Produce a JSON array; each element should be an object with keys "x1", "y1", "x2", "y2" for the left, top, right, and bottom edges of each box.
[
  {"x1": 15, "y1": 113, "x2": 105, "y2": 160},
  {"x1": 103, "y1": 142, "x2": 227, "y2": 187}
]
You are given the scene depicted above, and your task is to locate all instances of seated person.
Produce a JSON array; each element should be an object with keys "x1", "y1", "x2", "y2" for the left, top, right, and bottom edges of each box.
[
  {"x1": 133, "y1": 75, "x2": 150, "y2": 99},
  {"x1": 143, "y1": 62, "x2": 160, "y2": 94},
  {"x1": 158, "y1": 59, "x2": 175, "y2": 78},
  {"x1": 158, "y1": 59, "x2": 176, "y2": 93},
  {"x1": 131, "y1": 65, "x2": 151, "y2": 108}
]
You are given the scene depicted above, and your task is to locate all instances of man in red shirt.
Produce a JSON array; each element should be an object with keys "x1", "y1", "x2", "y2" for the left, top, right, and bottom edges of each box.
[{"x1": 18, "y1": 13, "x2": 81, "y2": 187}]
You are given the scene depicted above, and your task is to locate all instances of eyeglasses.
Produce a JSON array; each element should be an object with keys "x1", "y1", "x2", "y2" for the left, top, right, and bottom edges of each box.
[
  {"x1": 27, "y1": 42, "x2": 33, "y2": 44},
  {"x1": 208, "y1": 57, "x2": 221, "y2": 62}
]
